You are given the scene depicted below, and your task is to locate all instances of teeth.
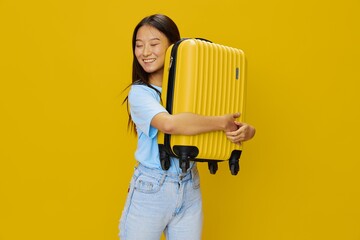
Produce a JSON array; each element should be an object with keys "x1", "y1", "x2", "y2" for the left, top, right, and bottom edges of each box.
[{"x1": 144, "y1": 59, "x2": 156, "y2": 63}]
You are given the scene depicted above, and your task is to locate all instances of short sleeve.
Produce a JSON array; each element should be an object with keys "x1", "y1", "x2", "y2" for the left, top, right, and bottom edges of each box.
[{"x1": 128, "y1": 85, "x2": 167, "y2": 138}]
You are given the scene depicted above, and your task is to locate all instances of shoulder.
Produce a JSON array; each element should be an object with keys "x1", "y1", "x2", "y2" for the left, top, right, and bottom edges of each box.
[{"x1": 129, "y1": 84, "x2": 161, "y2": 100}]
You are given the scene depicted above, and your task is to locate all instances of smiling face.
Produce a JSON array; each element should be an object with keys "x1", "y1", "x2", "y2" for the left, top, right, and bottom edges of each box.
[{"x1": 134, "y1": 25, "x2": 170, "y2": 86}]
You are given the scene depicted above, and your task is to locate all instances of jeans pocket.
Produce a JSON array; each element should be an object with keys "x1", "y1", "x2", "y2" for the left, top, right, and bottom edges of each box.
[{"x1": 134, "y1": 174, "x2": 161, "y2": 194}]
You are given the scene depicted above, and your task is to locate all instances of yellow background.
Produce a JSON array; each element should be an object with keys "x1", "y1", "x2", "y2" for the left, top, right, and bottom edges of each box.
[{"x1": 1, "y1": 0, "x2": 359, "y2": 239}]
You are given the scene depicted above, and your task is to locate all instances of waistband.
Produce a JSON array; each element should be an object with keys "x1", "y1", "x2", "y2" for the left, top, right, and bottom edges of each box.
[{"x1": 135, "y1": 162, "x2": 197, "y2": 183}]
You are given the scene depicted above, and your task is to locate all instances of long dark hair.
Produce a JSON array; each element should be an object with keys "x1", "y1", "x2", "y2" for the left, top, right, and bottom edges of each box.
[{"x1": 123, "y1": 14, "x2": 181, "y2": 132}]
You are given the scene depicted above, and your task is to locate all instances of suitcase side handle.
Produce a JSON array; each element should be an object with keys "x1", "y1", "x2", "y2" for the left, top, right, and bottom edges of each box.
[{"x1": 194, "y1": 37, "x2": 212, "y2": 43}]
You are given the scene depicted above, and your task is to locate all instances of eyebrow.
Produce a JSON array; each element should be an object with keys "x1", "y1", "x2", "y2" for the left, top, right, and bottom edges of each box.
[{"x1": 136, "y1": 37, "x2": 161, "y2": 42}]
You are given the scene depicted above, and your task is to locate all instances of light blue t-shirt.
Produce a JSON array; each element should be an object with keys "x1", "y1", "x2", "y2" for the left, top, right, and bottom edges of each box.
[{"x1": 128, "y1": 84, "x2": 185, "y2": 173}]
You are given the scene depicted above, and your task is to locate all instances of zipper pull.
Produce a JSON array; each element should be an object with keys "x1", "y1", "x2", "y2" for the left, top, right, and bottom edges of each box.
[{"x1": 168, "y1": 56, "x2": 173, "y2": 71}]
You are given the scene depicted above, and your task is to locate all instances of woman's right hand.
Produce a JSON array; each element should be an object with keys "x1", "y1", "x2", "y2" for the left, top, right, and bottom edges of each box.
[{"x1": 223, "y1": 113, "x2": 241, "y2": 132}]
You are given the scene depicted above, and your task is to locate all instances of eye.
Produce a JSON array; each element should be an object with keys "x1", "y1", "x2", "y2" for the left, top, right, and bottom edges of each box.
[{"x1": 136, "y1": 44, "x2": 143, "y2": 48}]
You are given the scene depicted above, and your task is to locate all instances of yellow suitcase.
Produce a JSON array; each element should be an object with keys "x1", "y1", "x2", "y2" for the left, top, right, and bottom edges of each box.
[{"x1": 158, "y1": 38, "x2": 246, "y2": 175}]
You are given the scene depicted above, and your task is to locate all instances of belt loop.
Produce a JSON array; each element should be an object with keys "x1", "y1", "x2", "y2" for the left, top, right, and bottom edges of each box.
[{"x1": 159, "y1": 173, "x2": 167, "y2": 186}]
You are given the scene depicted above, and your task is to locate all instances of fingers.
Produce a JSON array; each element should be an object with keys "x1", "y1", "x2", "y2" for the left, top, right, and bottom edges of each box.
[
  {"x1": 227, "y1": 123, "x2": 245, "y2": 136},
  {"x1": 232, "y1": 112, "x2": 241, "y2": 119},
  {"x1": 226, "y1": 126, "x2": 242, "y2": 137},
  {"x1": 226, "y1": 135, "x2": 243, "y2": 146},
  {"x1": 225, "y1": 129, "x2": 245, "y2": 144},
  {"x1": 234, "y1": 121, "x2": 244, "y2": 127},
  {"x1": 224, "y1": 120, "x2": 255, "y2": 144},
  {"x1": 226, "y1": 121, "x2": 238, "y2": 132}
]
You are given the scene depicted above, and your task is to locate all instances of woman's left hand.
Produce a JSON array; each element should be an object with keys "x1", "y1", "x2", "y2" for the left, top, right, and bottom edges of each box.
[{"x1": 225, "y1": 121, "x2": 256, "y2": 145}]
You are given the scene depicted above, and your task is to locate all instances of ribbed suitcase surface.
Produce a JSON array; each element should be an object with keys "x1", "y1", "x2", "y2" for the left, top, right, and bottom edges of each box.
[{"x1": 159, "y1": 38, "x2": 246, "y2": 174}]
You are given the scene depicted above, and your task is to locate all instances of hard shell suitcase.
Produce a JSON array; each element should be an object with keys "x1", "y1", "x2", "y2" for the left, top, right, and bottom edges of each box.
[{"x1": 158, "y1": 38, "x2": 246, "y2": 175}]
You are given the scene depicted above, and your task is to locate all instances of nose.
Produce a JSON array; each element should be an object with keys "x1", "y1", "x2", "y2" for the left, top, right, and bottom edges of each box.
[{"x1": 142, "y1": 44, "x2": 151, "y2": 57}]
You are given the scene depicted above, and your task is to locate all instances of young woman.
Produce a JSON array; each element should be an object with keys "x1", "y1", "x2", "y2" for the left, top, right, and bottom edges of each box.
[{"x1": 119, "y1": 14, "x2": 255, "y2": 240}]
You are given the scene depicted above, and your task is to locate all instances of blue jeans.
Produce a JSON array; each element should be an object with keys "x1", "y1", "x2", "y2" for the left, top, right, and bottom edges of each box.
[{"x1": 119, "y1": 163, "x2": 203, "y2": 240}]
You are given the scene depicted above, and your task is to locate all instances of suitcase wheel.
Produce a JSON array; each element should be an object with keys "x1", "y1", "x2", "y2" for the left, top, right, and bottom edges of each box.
[
  {"x1": 161, "y1": 158, "x2": 170, "y2": 170},
  {"x1": 159, "y1": 147, "x2": 170, "y2": 170},
  {"x1": 229, "y1": 150, "x2": 241, "y2": 175},
  {"x1": 208, "y1": 162, "x2": 218, "y2": 175},
  {"x1": 230, "y1": 162, "x2": 239, "y2": 176},
  {"x1": 180, "y1": 160, "x2": 189, "y2": 173}
]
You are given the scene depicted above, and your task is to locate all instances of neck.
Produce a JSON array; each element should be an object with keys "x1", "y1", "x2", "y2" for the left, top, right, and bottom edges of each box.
[{"x1": 149, "y1": 70, "x2": 163, "y2": 87}]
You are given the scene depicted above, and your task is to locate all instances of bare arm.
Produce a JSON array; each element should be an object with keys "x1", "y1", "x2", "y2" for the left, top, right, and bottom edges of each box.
[{"x1": 151, "y1": 112, "x2": 240, "y2": 135}]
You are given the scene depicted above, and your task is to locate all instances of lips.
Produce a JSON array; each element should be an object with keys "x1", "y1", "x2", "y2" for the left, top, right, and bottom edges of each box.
[{"x1": 143, "y1": 58, "x2": 156, "y2": 63}]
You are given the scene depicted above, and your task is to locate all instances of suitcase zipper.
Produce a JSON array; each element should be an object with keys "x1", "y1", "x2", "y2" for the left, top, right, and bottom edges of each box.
[
  {"x1": 168, "y1": 56, "x2": 173, "y2": 71},
  {"x1": 163, "y1": 39, "x2": 187, "y2": 159}
]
